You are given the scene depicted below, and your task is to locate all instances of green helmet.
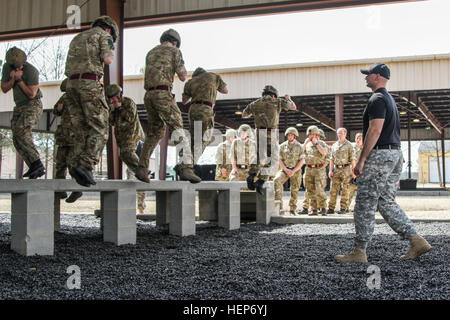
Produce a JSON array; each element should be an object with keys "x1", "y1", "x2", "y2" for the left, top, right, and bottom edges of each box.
[
  {"x1": 285, "y1": 127, "x2": 299, "y2": 137},
  {"x1": 306, "y1": 125, "x2": 320, "y2": 136},
  {"x1": 318, "y1": 129, "x2": 326, "y2": 139},
  {"x1": 5, "y1": 47, "x2": 27, "y2": 69},
  {"x1": 225, "y1": 129, "x2": 237, "y2": 139},
  {"x1": 238, "y1": 124, "x2": 252, "y2": 135},
  {"x1": 92, "y1": 15, "x2": 119, "y2": 42},
  {"x1": 160, "y1": 29, "x2": 181, "y2": 48},
  {"x1": 192, "y1": 67, "x2": 206, "y2": 77},
  {"x1": 105, "y1": 84, "x2": 122, "y2": 98},
  {"x1": 60, "y1": 79, "x2": 68, "y2": 92},
  {"x1": 262, "y1": 85, "x2": 278, "y2": 97}
]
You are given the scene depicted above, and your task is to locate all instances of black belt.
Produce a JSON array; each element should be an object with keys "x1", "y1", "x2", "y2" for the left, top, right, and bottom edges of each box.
[
  {"x1": 69, "y1": 73, "x2": 102, "y2": 81},
  {"x1": 257, "y1": 127, "x2": 275, "y2": 130},
  {"x1": 374, "y1": 144, "x2": 401, "y2": 150},
  {"x1": 192, "y1": 100, "x2": 213, "y2": 107},
  {"x1": 286, "y1": 167, "x2": 296, "y2": 170},
  {"x1": 147, "y1": 85, "x2": 171, "y2": 91}
]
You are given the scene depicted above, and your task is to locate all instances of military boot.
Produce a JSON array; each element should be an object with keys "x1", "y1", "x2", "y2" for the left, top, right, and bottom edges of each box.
[
  {"x1": 337, "y1": 209, "x2": 346, "y2": 215},
  {"x1": 135, "y1": 166, "x2": 150, "y2": 183},
  {"x1": 320, "y1": 208, "x2": 327, "y2": 216},
  {"x1": 76, "y1": 165, "x2": 96, "y2": 185},
  {"x1": 178, "y1": 167, "x2": 201, "y2": 183},
  {"x1": 66, "y1": 192, "x2": 83, "y2": 203},
  {"x1": 56, "y1": 192, "x2": 68, "y2": 200},
  {"x1": 400, "y1": 235, "x2": 432, "y2": 260},
  {"x1": 299, "y1": 208, "x2": 308, "y2": 215},
  {"x1": 27, "y1": 160, "x2": 46, "y2": 179},
  {"x1": 334, "y1": 247, "x2": 368, "y2": 264},
  {"x1": 327, "y1": 209, "x2": 335, "y2": 214},
  {"x1": 308, "y1": 210, "x2": 318, "y2": 216},
  {"x1": 255, "y1": 179, "x2": 265, "y2": 195},
  {"x1": 246, "y1": 173, "x2": 257, "y2": 190},
  {"x1": 69, "y1": 167, "x2": 91, "y2": 187}
]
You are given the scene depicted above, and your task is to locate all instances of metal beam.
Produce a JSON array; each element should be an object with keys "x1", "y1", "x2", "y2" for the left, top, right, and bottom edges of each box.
[
  {"x1": 397, "y1": 91, "x2": 443, "y2": 134},
  {"x1": 335, "y1": 94, "x2": 344, "y2": 129},
  {"x1": 293, "y1": 97, "x2": 336, "y2": 131}
]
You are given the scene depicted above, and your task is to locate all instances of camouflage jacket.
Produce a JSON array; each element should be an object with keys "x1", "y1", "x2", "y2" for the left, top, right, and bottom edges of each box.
[
  {"x1": 215, "y1": 140, "x2": 233, "y2": 170},
  {"x1": 182, "y1": 72, "x2": 226, "y2": 106},
  {"x1": 331, "y1": 139, "x2": 355, "y2": 165},
  {"x1": 304, "y1": 140, "x2": 328, "y2": 165},
  {"x1": 109, "y1": 97, "x2": 145, "y2": 148},
  {"x1": 53, "y1": 94, "x2": 73, "y2": 146},
  {"x1": 352, "y1": 142, "x2": 363, "y2": 161},
  {"x1": 279, "y1": 140, "x2": 305, "y2": 168},
  {"x1": 242, "y1": 95, "x2": 291, "y2": 128},
  {"x1": 144, "y1": 43, "x2": 186, "y2": 89},
  {"x1": 65, "y1": 26, "x2": 115, "y2": 77},
  {"x1": 231, "y1": 137, "x2": 257, "y2": 166}
]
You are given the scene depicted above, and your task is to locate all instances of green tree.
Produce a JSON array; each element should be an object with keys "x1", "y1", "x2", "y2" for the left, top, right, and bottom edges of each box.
[{"x1": 33, "y1": 132, "x2": 55, "y2": 179}]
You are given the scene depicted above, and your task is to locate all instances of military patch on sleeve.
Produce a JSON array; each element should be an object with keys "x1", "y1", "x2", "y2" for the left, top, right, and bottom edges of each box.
[{"x1": 108, "y1": 39, "x2": 114, "y2": 49}]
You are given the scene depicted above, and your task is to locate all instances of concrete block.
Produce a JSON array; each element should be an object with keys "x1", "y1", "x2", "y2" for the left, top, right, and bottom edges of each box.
[
  {"x1": 156, "y1": 191, "x2": 170, "y2": 226},
  {"x1": 256, "y1": 181, "x2": 275, "y2": 225},
  {"x1": 198, "y1": 190, "x2": 218, "y2": 221},
  {"x1": 101, "y1": 190, "x2": 137, "y2": 245},
  {"x1": 11, "y1": 191, "x2": 54, "y2": 256},
  {"x1": 217, "y1": 188, "x2": 240, "y2": 230},
  {"x1": 169, "y1": 189, "x2": 196, "y2": 237}
]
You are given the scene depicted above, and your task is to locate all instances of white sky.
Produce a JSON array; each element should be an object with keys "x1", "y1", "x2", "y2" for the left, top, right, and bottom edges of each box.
[{"x1": 124, "y1": 0, "x2": 450, "y2": 74}]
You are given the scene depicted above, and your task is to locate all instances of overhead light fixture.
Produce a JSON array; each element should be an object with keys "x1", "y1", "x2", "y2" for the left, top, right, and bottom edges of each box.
[
  {"x1": 296, "y1": 123, "x2": 303, "y2": 127},
  {"x1": 235, "y1": 105, "x2": 242, "y2": 115},
  {"x1": 425, "y1": 126, "x2": 431, "y2": 131},
  {"x1": 399, "y1": 111, "x2": 407, "y2": 115},
  {"x1": 412, "y1": 118, "x2": 420, "y2": 123}
]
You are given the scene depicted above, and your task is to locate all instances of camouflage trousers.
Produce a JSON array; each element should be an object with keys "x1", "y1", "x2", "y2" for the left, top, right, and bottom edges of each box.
[
  {"x1": 119, "y1": 145, "x2": 140, "y2": 174},
  {"x1": 302, "y1": 169, "x2": 327, "y2": 209},
  {"x1": 65, "y1": 79, "x2": 109, "y2": 170},
  {"x1": 215, "y1": 164, "x2": 232, "y2": 181},
  {"x1": 274, "y1": 169, "x2": 302, "y2": 211},
  {"x1": 189, "y1": 104, "x2": 214, "y2": 164},
  {"x1": 140, "y1": 90, "x2": 192, "y2": 170},
  {"x1": 347, "y1": 183, "x2": 358, "y2": 209},
  {"x1": 328, "y1": 166, "x2": 352, "y2": 210},
  {"x1": 11, "y1": 100, "x2": 43, "y2": 167},
  {"x1": 126, "y1": 169, "x2": 146, "y2": 211},
  {"x1": 230, "y1": 167, "x2": 249, "y2": 181},
  {"x1": 54, "y1": 145, "x2": 73, "y2": 179},
  {"x1": 304, "y1": 166, "x2": 327, "y2": 211},
  {"x1": 249, "y1": 129, "x2": 279, "y2": 181},
  {"x1": 354, "y1": 149, "x2": 417, "y2": 249}
]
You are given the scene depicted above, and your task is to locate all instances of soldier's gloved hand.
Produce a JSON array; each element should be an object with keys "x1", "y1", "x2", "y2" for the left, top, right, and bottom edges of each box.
[
  {"x1": 246, "y1": 173, "x2": 257, "y2": 190},
  {"x1": 255, "y1": 179, "x2": 265, "y2": 195}
]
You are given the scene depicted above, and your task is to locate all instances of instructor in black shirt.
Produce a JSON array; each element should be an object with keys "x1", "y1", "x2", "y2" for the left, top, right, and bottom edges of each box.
[{"x1": 334, "y1": 63, "x2": 432, "y2": 263}]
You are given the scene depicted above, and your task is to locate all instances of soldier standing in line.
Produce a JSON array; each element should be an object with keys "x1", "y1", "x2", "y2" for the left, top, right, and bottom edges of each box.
[
  {"x1": 242, "y1": 85, "x2": 297, "y2": 193},
  {"x1": 135, "y1": 29, "x2": 201, "y2": 184},
  {"x1": 182, "y1": 67, "x2": 228, "y2": 164},
  {"x1": 106, "y1": 84, "x2": 147, "y2": 213},
  {"x1": 215, "y1": 129, "x2": 237, "y2": 181},
  {"x1": 346, "y1": 132, "x2": 363, "y2": 211},
  {"x1": 274, "y1": 127, "x2": 305, "y2": 215},
  {"x1": 53, "y1": 79, "x2": 83, "y2": 203},
  {"x1": 327, "y1": 128, "x2": 355, "y2": 215},
  {"x1": 64, "y1": 15, "x2": 118, "y2": 187},
  {"x1": 1, "y1": 47, "x2": 45, "y2": 179},
  {"x1": 229, "y1": 124, "x2": 256, "y2": 182},
  {"x1": 303, "y1": 125, "x2": 328, "y2": 216}
]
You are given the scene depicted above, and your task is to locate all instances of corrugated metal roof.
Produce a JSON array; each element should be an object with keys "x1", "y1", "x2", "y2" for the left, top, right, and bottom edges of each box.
[{"x1": 418, "y1": 141, "x2": 450, "y2": 153}]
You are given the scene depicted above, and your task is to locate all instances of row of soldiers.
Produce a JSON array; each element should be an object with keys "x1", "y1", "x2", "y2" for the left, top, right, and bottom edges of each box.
[{"x1": 215, "y1": 124, "x2": 363, "y2": 216}]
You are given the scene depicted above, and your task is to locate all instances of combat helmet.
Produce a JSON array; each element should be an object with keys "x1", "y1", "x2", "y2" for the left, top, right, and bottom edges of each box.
[
  {"x1": 318, "y1": 129, "x2": 326, "y2": 140},
  {"x1": 225, "y1": 129, "x2": 237, "y2": 139},
  {"x1": 60, "y1": 79, "x2": 68, "y2": 92},
  {"x1": 5, "y1": 47, "x2": 27, "y2": 69},
  {"x1": 285, "y1": 127, "x2": 299, "y2": 137},
  {"x1": 306, "y1": 125, "x2": 320, "y2": 136},
  {"x1": 160, "y1": 29, "x2": 181, "y2": 48},
  {"x1": 105, "y1": 84, "x2": 122, "y2": 98},
  {"x1": 192, "y1": 67, "x2": 206, "y2": 77},
  {"x1": 92, "y1": 16, "x2": 119, "y2": 42},
  {"x1": 238, "y1": 124, "x2": 252, "y2": 135},
  {"x1": 262, "y1": 85, "x2": 278, "y2": 97}
]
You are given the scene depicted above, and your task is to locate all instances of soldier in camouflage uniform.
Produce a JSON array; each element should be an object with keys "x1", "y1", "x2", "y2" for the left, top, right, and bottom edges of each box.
[
  {"x1": 327, "y1": 128, "x2": 355, "y2": 215},
  {"x1": 242, "y1": 85, "x2": 297, "y2": 192},
  {"x1": 303, "y1": 125, "x2": 328, "y2": 216},
  {"x1": 182, "y1": 67, "x2": 228, "y2": 164},
  {"x1": 215, "y1": 129, "x2": 237, "y2": 181},
  {"x1": 1, "y1": 47, "x2": 45, "y2": 179},
  {"x1": 335, "y1": 63, "x2": 431, "y2": 263},
  {"x1": 229, "y1": 124, "x2": 257, "y2": 182},
  {"x1": 346, "y1": 132, "x2": 363, "y2": 211},
  {"x1": 64, "y1": 15, "x2": 118, "y2": 187},
  {"x1": 274, "y1": 127, "x2": 305, "y2": 215},
  {"x1": 53, "y1": 79, "x2": 82, "y2": 203},
  {"x1": 136, "y1": 29, "x2": 201, "y2": 184},
  {"x1": 106, "y1": 84, "x2": 147, "y2": 213}
]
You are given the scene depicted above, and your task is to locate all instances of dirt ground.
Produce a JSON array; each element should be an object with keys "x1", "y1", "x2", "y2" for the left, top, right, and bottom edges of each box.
[{"x1": 0, "y1": 195, "x2": 449, "y2": 219}]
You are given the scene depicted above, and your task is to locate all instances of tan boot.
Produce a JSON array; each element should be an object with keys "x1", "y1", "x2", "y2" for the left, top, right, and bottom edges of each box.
[
  {"x1": 334, "y1": 247, "x2": 368, "y2": 264},
  {"x1": 135, "y1": 166, "x2": 150, "y2": 183},
  {"x1": 138, "y1": 207, "x2": 144, "y2": 214},
  {"x1": 400, "y1": 235, "x2": 432, "y2": 260},
  {"x1": 178, "y1": 167, "x2": 201, "y2": 183}
]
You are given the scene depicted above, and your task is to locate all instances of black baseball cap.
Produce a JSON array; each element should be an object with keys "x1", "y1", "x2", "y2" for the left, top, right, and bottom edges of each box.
[{"x1": 360, "y1": 63, "x2": 390, "y2": 79}]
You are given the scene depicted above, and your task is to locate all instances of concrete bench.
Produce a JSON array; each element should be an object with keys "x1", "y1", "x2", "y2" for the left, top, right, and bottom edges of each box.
[{"x1": 0, "y1": 179, "x2": 273, "y2": 256}]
